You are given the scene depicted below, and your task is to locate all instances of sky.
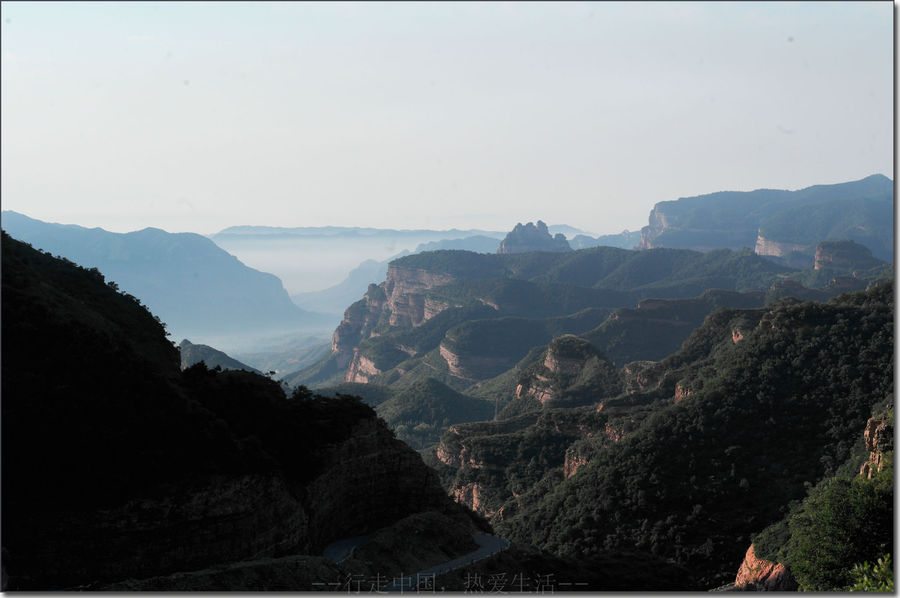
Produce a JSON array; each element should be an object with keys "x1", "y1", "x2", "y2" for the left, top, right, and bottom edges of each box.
[{"x1": 0, "y1": 1, "x2": 893, "y2": 236}]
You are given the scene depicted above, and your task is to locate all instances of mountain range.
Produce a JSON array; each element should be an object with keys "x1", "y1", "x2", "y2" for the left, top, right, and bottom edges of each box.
[
  {"x1": 1, "y1": 230, "x2": 698, "y2": 591},
  {"x1": 640, "y1": 173, "x2": 893, "y2": 265},
  {"x1": 2, "y1": 173, "x2": 893, "y2": 591},
  {"x1": 1, "y1": 211, "x2": 333, "y2": 346}
]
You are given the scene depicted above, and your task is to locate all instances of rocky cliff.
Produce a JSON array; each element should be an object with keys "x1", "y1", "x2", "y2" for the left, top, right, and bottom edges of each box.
[
  {"x1": 753, "y1": 235, "x2": 810, "y2": 259},
  {"x1": 731, "y1": 544, "x2": 798, "y2": 591},
  {"x1": 859, "y1": 403, "x2": 893, "y2": 479},
  {"x1": 331, "y1": 267, "x2": 456, "y2": 371},
  {"x1": 497, "y1": 220, "x2": 571, "y2": 254},
  {"x1": 515, "y1": 336, "x2": 622, "y2": 409},
  {"x1": 638, "y1": 175, "x2": 893, "y2": 262},
  {"x1": 331, "y1": 283, "x2": 389, "y2": 368},
  {"x1": 439, "y1": 344, "x2": 517, "y2": 381}
]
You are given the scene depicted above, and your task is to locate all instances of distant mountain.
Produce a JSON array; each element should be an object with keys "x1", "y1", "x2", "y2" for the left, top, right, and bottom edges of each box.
[
  {"x1": 213, "y1": 225, "x2": 507, "y2": 239},
  {"x1": 210, "y1": 225, "x2": 509, "y2": 297},
  {"x1": 289, "y1": 237, "x2": 499, "y2": 317},
  {"x1": 178, "y1": 339, "x2": 261, "y2": 374},
  {"x1": 639, "y1": 174, "x2": 893, "y2": 263},
  {"x1": 546, "y1": 224, "x2": 589, "y2": 237},
  {"x1": 2, "y1": 211, "x2": 333, "y2": 342},
  {"x1": 569, "y1": 230, "x2": 641, "y2": 250},
  {"x1": 291, "y1": 258, "x2": 397, "y2": 317},
  {"x1": 230, "y1": 333, "x2": 332, "y2": 378},
  {"x1": 414, "y1": 235, "x2": 501, "y2": 254},
  {"x1": 498, "y1": 220, "x2": 571, "y2": 254},
  {"x1": 289, "y1": 244, "x2": 798, "y2": 391}
]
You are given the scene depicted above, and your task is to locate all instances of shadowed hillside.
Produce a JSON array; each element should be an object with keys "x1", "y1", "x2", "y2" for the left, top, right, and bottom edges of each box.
[{"x1": 0, "y1": 231, "x2": 480, "y2": 590}]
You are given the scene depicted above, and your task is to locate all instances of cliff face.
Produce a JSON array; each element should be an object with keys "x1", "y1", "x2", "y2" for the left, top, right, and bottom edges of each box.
[
  {"x1": 383, "y1": 267, "x2": 456, "y2": 327},
  {"x1": 859, "y1": 404, "x2": 893, "y2": 479},
  {"x1": 639, "y1": 205, "x2": 757, "y2": 251},
  {"x1": 331, "y1": 268, "x2": 455, "y2": 369},
  {"x1": 345, "y1": 351, "x2": 382, "y2": 383},
  {"x1": 497, "y1": 220, "x2": 571, "y2": 254},
  {"x1": 639, "y1": 175, "x2": 894, "y2": 261},
  {"x1": 732, "y1": 544, "x2": 798, "y2": 591},
  {"x1": 515, "y1": 336, "x2": 621, "y2": 408},
  {"x1": 331, "y1": 284, "x2": 388, "y2": 368},
  {"x1": 753, "y1": 234, "x2": 810, "y2": 258},
  {"x1": 439, "y1": 345, "x2": 516, "y2": 381}
]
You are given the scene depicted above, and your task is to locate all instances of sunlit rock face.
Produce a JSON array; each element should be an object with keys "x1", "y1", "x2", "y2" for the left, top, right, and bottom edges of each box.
[{"x1": 732, "y1": 545, "x2": 798, "y2": 591}]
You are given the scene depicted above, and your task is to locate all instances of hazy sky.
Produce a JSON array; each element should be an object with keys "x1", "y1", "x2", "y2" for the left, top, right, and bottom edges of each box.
[{"x1": 1, "y1": 1, "x2": 893, "y2": 236}]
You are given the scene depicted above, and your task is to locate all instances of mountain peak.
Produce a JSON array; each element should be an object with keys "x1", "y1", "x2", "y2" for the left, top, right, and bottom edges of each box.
[{"x1": 497, "y1": 220, "x2": 572, "y2": 254}]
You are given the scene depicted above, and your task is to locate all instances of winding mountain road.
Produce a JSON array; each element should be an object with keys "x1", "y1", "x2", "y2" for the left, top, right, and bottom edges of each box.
[
  {"x1": 323, "y1": 536, "x2": 373, "y2": 565},
  {"x1": 324, "y1": 531, "x2": 510, "y2": 592},
  {"x1": 379, "y1": 532, "x2": 510, "y2": 593}
]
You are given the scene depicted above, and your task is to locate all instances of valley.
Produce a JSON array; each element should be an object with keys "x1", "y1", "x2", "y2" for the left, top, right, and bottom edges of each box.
[{"x1": 1, "y1": 174, "x2": 893, "y2": 592}]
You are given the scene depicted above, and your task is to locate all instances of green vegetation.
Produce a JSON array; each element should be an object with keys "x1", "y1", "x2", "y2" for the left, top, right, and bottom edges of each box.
[
  {"x1": 751, "y1": 398, "x2": 894, "y2": 591},
  {"x1": 494, "y1": 283, "x2": 893, "y2": 588},
  {"x1": 582, "y1": 290, "x2": 766, "y2": 366},
  {"x1": 760, "y1": 197, "x2": 893, "y2": 259},
  {"x1": 392, "y1": 245, "x2": 794, "y2": 299},
  {"x1": 442, "y1": 308, "x2": 611, "y2": 364},
  {"x1": 642, "y1": 174, "x2": 893, "y2": 260},
  {"x1": 848, "y1": 554, "x2": 893, "y2": 592},
  {"x1": 778, "y1": 460, "x2": 893, "y2": 590},
  {"x1": 319, "y1": 378, "x2": 494, "y2": 450}
]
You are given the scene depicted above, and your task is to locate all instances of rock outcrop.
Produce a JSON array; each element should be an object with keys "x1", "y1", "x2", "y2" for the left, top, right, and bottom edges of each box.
[
  {"x1": 439, "y1": 345, "x2": 515, "y2": 381},
  {"x1": 563, "y1": 446, "x2": 589, "y2": 479},
  {"x1": 383, "y1": 268, "x2": 455, "y2": 327},
  {"x1": 515, "y1": 335, "x2": 621, "y2": 408},
  {"x1": 732, "y1": 544, "x2": 798, "y2": 591},
  {"x1": 753, "y1": 235, "x2": 810, "y2": 259},
  {"x1": 859, "y1": 404, "x2": 893, "y2": 479},
  {"x1": 330, "y1": 268, "x2": 455, "y2": 369},
  {"x1": 331, "y1": 284, "x2": 389, "y2": 368},
  {"x1": 345, "y1": 351, "x2": 382, "y2": 383},
  {"x1": 497, "y1": 220, "x2": 571, "y2": 254},
  {"x1": 451, "y1": 483, "x2": 496, "y2": 519}
]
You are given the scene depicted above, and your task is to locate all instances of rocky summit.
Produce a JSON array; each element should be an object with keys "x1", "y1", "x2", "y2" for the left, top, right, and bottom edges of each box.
[{"x1": 497, "y1": 220, "x2": 571, "y2": 254}]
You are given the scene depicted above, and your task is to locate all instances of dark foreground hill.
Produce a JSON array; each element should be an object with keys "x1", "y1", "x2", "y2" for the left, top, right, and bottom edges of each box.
[
  {"x1": 0, "y1": 231, "x2": 480, "y2": 590},
  {"x1": 1, "y1": 211, "x2": 332, "y2": 342}
]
